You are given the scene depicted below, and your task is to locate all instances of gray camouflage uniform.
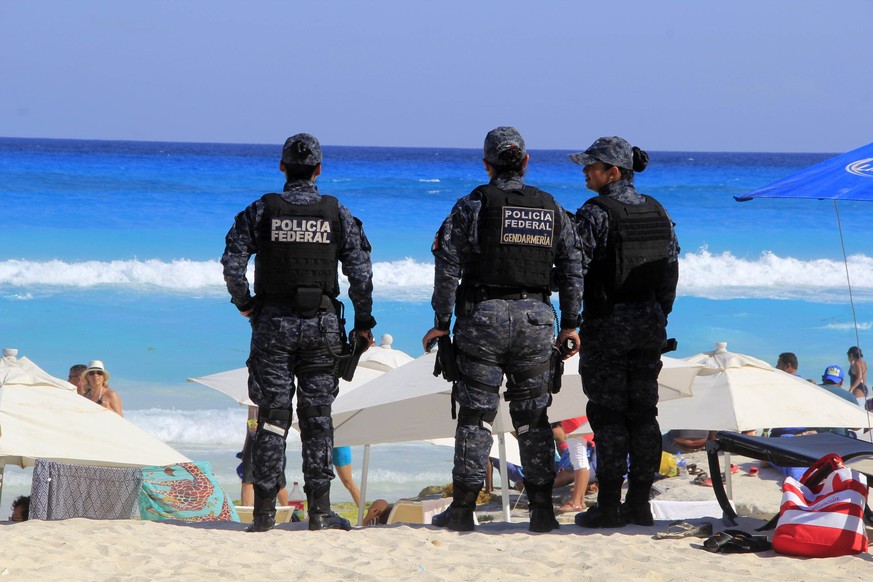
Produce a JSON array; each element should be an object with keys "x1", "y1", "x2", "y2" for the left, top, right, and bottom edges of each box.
[
  {"x1": 222, "y1": 178, "x2": 374, "y2": 495},
  {"x1": 432, "y1": 174, "x2": 583, "y2": 490},
  {"x1": 570, "y1": 137, "x2": 679, "y2": 509}
]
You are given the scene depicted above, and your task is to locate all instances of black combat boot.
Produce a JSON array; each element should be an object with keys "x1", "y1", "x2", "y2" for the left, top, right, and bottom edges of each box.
[
  {"x1": 525, "y1": 479, "x2": 559, "y2": 533},
  {"x1": 431, "y1": 481, "x2": 480, "y2": 532},
  {"x1": 307, "y1": 483, "x2": 351, "y2": 531},
  {"x1": 621, "y1": 476, "x2": 654, "y2": 526},
  {"x1": 246, "y1": 485, "x2": 278, "y2": 533},
  {"x1": 575, "y1": 479, "x2": 625, "y2": 529}
]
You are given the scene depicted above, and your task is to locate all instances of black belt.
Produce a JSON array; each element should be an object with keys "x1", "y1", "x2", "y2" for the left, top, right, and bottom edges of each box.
[
  {"x1": 259, "y1": 293, "x2": 336, "y2": 313},
  {"x1": 473, "y1": 286, "x2": 547, "y2": 303}
]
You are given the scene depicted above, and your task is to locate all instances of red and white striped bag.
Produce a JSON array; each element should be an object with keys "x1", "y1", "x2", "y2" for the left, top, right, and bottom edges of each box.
[{"x1": 773, "y1": 453, "x2": 869, "y2": 557}]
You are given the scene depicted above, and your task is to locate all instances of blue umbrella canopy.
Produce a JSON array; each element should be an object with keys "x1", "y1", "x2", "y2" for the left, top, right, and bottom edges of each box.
[
  {"x1": 735, "y1": 142, "x2": 873, "y2": 202},
  {"x1": 734, "y1": 142, "x2": 873, "y2": 346}
]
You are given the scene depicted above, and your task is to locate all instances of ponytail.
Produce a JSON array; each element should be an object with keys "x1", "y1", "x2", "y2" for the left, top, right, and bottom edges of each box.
[
  {"x1": 492, "y1": 144, "x2": 527, "y2": 177},
  {"x1": 632, "y1": 146, "x2": 649, "y2": 173}
]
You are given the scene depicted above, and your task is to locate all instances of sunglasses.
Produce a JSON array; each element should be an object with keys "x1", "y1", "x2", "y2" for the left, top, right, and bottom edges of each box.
[{"x1": 87, "y1": 370, "x2": 104, "y2": 376}]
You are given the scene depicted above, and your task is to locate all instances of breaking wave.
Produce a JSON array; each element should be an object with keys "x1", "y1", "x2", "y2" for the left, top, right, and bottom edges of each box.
[{"x1": 3, "y1": 250, "x2": 873, "y2": 303}]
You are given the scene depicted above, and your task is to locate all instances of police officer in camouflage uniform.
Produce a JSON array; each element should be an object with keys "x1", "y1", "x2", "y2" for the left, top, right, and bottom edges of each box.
[
  {"x1": 222, "y1": 133, "x2": 376, "y2": 532},
  {"x1": 422, "y1": 127, "x2": 583, "y2": 532},
  {"x1": 568, "y1": 136, "x2": 679, "y2": 529}
]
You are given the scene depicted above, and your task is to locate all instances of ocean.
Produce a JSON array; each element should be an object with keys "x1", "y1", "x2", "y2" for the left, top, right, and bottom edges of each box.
[{"x1": 2, "y1": 137, "x2": 872, "y2": 517}]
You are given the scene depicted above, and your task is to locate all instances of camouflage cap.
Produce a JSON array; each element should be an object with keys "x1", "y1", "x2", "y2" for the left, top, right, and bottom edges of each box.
[
  {"x1": 281, "y1": 133, "x2": 322, "y2": 166},
  {"x1": 568, "y1": 136, "x2": 633, "y2": 170},
  {"x1": 483, "y1": 126, "x2": 526, "y2": 165}
]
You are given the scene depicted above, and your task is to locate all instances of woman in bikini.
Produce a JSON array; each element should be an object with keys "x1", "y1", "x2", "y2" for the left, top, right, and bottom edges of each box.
[
  {"x1": 83, "y1": 360, "x2": 123, "y2": 415},
  {"x1": 847, "y1": 346, "x2": 868, "y2": 403}
]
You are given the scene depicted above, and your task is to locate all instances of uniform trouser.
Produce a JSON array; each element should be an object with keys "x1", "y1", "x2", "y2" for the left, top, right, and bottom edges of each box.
[
  {"x1": 451, "y1": 299, "x2": 556, "y2": 489},
  {"x1": 247, "y1": 304, "x2": 342, "y2": 492},
  {"x1": 579, "y1": 301, "x2": 665, "y2": 491}
]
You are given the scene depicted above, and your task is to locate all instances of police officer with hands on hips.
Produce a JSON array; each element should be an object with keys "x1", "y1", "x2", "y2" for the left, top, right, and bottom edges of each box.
[
  {"x1": 422, "y1": 126, "x2": 583, "y2": 532},
  {"x1": 569, "y1": 136, "x2": 679, "y2": 529},
  {"x1": 222, "y1": 133, "x2": 376, "y2": 532}
]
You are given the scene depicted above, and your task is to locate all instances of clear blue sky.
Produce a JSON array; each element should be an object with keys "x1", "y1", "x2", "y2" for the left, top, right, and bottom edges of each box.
[{"x1": 2, "y1": 1, "x2": 870, "y2": 152}]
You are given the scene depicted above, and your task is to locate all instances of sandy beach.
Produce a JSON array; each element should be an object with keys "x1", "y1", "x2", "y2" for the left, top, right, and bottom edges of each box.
[{"x1": 2, "y1": 451, "x2": 872, "y2": 581}]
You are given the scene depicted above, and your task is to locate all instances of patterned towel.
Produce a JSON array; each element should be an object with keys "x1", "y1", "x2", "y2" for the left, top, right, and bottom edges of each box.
[
  {"x1": 139, "y1": 461, "x2": 240, "y2": 522},
  {"x1": 30, "y1": 460, "x2": 142, "y2": 520}
]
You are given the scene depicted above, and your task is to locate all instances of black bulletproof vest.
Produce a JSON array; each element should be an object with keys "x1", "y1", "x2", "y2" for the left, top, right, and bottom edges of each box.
[
  {"x1": 583, "y1": 194, "x2": 673, "y2": 312},
  {"x1": 462, "y1": 184, "x2": 559, "y2": 289},
  {"x1": 254, "y1": 193, "x2": 341, "y2": 296}
]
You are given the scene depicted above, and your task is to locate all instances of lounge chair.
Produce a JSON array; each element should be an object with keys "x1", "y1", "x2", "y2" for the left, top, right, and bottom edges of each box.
[{"x1": 705, "y1": 431, "x2": 873, "y2": 525}]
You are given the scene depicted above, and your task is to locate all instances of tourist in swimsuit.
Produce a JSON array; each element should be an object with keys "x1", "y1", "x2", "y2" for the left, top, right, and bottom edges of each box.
[{"x1": 83, "y1": 360, "x2": 123, "y2": 415}]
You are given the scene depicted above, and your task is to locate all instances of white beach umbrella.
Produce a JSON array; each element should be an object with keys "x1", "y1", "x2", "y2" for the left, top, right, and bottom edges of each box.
[
  {"x1": 659, "y1": 342, "x2": 872, "y2": 497},
  {"x1": 658, "y1": 342, "x2": 871, "y2": 433},
  {"x1": 358, "y1": 334, "x2": 415, "y2": 372},
  {"x1": 0, "y1": 351, "x2": 190, "y2": 500}
]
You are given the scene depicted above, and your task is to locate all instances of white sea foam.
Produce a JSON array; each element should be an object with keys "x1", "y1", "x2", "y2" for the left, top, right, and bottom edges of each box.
[
  {"x1": 418, "y1": 178, "x2": 440, "y2": 183},
  {"x1": 124, "y1": 407, "x2": 282, "y2": 449},
  {"x1": 3, "y1": 250, "x2": 873, "y2": 303},
  {"x1": 680, "y1": 248, "x2": 873, "y2": 302},
  {"x1": 823, "y1": 321, "x2": 873, "y2": 331}
]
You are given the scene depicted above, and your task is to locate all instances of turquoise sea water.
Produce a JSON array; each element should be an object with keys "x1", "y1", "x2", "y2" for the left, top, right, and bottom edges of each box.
[{"x1": 2, "y1": 137, "x2": 873, "y2": 517}]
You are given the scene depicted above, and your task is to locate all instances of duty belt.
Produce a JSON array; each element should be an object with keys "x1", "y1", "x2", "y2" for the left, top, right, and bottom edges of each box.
[
  {"x1": 473, "y1": 286, "x2": 547, "y2": 303},
  {"x1": 259, "y1": 293, "x2": 336, "y2": 313}
]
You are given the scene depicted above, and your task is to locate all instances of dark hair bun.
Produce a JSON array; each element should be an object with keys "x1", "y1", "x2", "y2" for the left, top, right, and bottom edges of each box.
[
  {"x1": 497, "y1": 144, "x2": 525, "y2": 168},
  {"x1": 632, "y1": 146, "x2": 648, "y2": 173}
]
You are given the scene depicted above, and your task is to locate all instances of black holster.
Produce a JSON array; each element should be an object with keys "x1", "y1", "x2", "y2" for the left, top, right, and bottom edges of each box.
[
  {"x1": 433, "y1": 335, "x2": 459, "y2": 382},
  {"x1": 550, "y1": 347, "x2": 564, "y2": 394},
  {"x1": 338, "y1": 331, "x2": 370, "y2": 382}
]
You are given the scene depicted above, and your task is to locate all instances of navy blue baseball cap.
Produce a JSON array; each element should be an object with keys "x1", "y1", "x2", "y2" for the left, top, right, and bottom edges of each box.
[
  {"x1": 569, "y1": 136, "x2": 633, "y2": 170},
  {"x1": 282, "y1": 133, "x2": 322, "y2": 165},
  {"x1": 484, "y1": 126, "x2": 526, "y2": 165}
]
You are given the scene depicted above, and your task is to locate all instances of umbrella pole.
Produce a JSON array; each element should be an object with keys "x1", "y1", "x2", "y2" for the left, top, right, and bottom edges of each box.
[
  {"x1": 497, "y1": 433, "x2": 511, "y2": 523},
  {"x1": 0, "y1": 465, "x2": 4, "y2": 509},
  {"x1": 834, "y1": 201, "x2": 861, "y2": 347},
  {"x1": 357, "y1": 444, "x2": 370, "y2": 526},
  {"x1": 724, "y1": 451, "x2": 733, "y2": 499}
]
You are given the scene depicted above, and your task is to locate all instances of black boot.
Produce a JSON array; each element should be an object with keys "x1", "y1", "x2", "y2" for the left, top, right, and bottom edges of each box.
[
  {"x1": 525, "y1": 479, "x2": 559, "y2": 533},
  {"x1": 307, "y1": 483, "x2": 351, "y2": 531},
  {"x1": 431, "y1": 481, "x2": 480, "y2": 532},
  {"x1": 246, "y1": 485, "x2": 278, "y2": 533},
  {"x1": 621, "y1": 476, "x2": 654, "y2": 526},
  {"x1": 575, "y1": 479, "x2": 625, "y2": 529}
]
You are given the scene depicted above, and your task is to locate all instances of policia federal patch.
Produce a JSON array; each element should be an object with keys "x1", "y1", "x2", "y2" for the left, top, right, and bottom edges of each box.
[{"x1": 500, "y1": 206, "x2": 554, "y2": 247}]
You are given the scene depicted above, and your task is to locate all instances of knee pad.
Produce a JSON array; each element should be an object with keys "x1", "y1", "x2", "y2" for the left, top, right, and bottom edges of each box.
[
  {"x1": 457, "y1": 406, "x2": 497, "y2": 434},
  {"x1": 257, "y1": 407, "x2": 293, "y2": 438},
  {"x1": 510, "y1": 406, "x2": 550, "y2": 436},
  {"x1": 297, "y1": 405, "x2": 334, "y2": 440}
]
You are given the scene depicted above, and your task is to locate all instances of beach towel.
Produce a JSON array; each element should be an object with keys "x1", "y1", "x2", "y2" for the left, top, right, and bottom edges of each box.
[
  {"x1": 139, "y1": 461, "x2": 240, "y2": 522},
  {"x1": 30, "y1": 460, "x2": 142, "y2": 520},
  {"x1": 773, "y1": 453, "x2": 869, "y2": 557}
]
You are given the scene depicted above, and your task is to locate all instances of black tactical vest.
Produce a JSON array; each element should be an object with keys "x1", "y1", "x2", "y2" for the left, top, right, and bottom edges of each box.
[
  {"x1": 583, "y1": 194, "x2": 673, "y2": 314},
  {"x1": 254, "y1": 193, "x2": 341, "y2": 297},
  {"x1": 462, "y1": 184, "x2": 559, "y2": 289}
]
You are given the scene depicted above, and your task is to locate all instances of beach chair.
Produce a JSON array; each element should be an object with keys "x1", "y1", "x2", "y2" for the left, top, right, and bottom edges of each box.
[
  {"x1": 705, "y1": 431, "x2": 873, "y2": 525},
  {"x1": 386, "y1": 497, "x2": 454, "y2": 525}
]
